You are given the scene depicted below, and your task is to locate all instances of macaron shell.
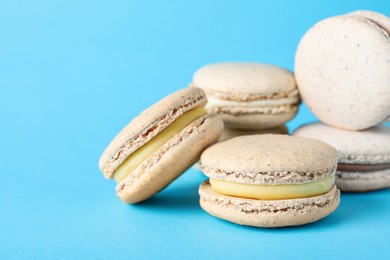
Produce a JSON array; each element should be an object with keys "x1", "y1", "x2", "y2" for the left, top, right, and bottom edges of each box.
[
  {"x1": 99, "y1": 87, "x2": 207, "y2": 178},
  {"x1": 295, "y1": 14, "x2": 390, "y2": 130},
  {"x1": 336, "y1": 168, "x2": 390, "y2": 192},
  {"x1": 199, "y1": 181, "x2": 340, "y2": 227},
  {"x1": 201, "y1": 134, "x2": 338, "y2": 185},
  {"x1": 212, "y1": 106, "x2": 297, "y2": 129},
  {"x1": 293, "y1": 123, "x2": 390, "y2": 164},
  {"x1": 193, "y1": 62, "x2": 296, "y2": 96},
  {"x1": 116, "y1": 114, "x2": 223, "y2": 203}
]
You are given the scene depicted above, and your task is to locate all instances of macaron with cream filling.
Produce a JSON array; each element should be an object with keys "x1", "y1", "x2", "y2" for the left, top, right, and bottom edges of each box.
[
  {"x1": 99, "y1": 87, "x2": 223, "y2": 203},
  {"x1": 199, "y1": 134, "x2": 340, "y2": 227},
  {"x1": 192, "y1": 62, "x2": 300, "y2": 129},
  {"x1": 294, "y1": 123, "x2": 390, "y2": 192}
]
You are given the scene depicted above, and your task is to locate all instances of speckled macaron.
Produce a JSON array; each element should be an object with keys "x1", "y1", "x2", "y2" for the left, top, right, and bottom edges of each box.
[
  {"x1": 99, "y1": 87, "x2": 223, "y2": 203},
  {"x1": 199, "y1": 134, "x2": 340, "y2": 227},
  {"x1": 191, "y1": 62, "x2": 300, "y2": 129},
  {"x1": 295, "y1": 10, "x2": 390, "y2": 130},
  {"x1": 294, "y1": 123, "x2": 390, "y2": 192}
]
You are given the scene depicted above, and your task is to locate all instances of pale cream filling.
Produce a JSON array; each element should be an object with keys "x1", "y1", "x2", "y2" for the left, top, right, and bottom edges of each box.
[
  {"x1": 209, "y1": 176, "x2": 335, "y2": 200},
  {"x1": 206, "y1": 89, "x2": 299, "y2": 108},
  {"x1": 113, "y1": 107, "x2": 207, "y2": 182}
]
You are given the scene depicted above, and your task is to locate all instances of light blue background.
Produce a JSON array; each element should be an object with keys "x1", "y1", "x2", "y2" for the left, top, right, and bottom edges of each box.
[{"x1": 1, "y1": 0, "x2": 390, "y2": 259}]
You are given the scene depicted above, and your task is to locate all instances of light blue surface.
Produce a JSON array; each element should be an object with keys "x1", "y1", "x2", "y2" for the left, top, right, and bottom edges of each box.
[{"x1": 1, "y1": 1, "x2": 390, "y2": 259}]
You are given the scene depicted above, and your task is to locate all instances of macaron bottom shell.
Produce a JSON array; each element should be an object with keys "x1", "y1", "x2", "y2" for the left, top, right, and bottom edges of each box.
[
  {"x1": 116, "y1": 114, "x2": 223, "y2": 203},
  {"x1": 214, "y1": 107, "x2": 297, "y2": 129},
  {"x1": 336, "y1": 168, "x2": 390, "y2": 192},
  {"x1": 199, "y1": 181, "x2": 340, "y2": 228}
]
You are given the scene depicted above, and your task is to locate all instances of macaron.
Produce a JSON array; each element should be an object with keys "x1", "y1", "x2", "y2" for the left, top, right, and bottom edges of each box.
[
  {"x1": 199, "y1": 134, "x2": 340, "y2": 227},
  {"x1": 191, "y1": 62, "x2": 300, "y2": 129},
  {"x1": 294, "y1": 123, "x2": 390, "y2": 192},
  {"x1": 295, "y1": 10, "x2": 390, "y2": 130},
  {"x1": 99, "y1": 87, "x2": 223, "y2": 203}
]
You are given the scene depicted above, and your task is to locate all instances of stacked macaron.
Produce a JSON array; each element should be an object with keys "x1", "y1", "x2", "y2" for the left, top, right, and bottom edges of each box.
[
  {"x1": 294, "y1": 10, "x2": 390, "y2": 192},
  {"x1": 191, "y1": 62, "x2": 300, "y2": 139}
]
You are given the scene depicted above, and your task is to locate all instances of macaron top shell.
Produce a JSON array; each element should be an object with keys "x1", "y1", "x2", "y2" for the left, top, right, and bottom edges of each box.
[
  {"x1": 99, "y1": 87, "x2": 207, "y2": 178},
  {"x1": 200, "y1": 134, "x2": 338, "y2": 185},
  {"x1": 295, "y1": 11, "x2": 390, "y2": 130},
  {"x1": 193, "y1": 62, "x2": 296, "y2": 100},
  {"x1": 294, "y1": 123, "x2": 390, "y2": 164}
]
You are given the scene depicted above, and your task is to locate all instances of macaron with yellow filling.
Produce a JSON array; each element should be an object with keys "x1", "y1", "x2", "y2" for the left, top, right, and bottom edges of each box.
[
  {"x1": 99, "y1": 87, "x2": 223, "y2": 203},
  {"x1": 294, "y1": 123, "x2": 390, "y2": 192},
  {"x1": 199, "y1": 134, "x2": 340, "y2": 227},
  {"x1": 191, "y1": 62, "x2": 300, "y2": 129}
]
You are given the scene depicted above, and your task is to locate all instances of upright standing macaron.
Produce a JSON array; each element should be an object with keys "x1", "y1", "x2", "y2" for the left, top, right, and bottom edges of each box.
[
  {"x1": 295, "y1": 10, "x2": 390, "y2": 130},
  {"x1": 199, "y1": 134, "x2": 340, "y2": 227},
  {"x1": 191, "y1": 62, "x2": 300, "y2": 129},
  {"x1": 294, "y1": 123, "x2": 390, "y2": 192},
  {"x1": 99, "y1": 87, "x2": 223, "y2": 203}
]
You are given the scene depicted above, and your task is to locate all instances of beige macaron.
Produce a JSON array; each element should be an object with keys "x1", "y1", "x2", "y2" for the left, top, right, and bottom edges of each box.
[
  {"x1": 295, "y1": 10, "x2": 390, "y2": 130},
  {"x1": 192, "y1": 62, "x2": 300, "y2": 129},
  {"x1": 99, "y1": 87, "x2": 223, "y2": 203},
  {"x1": 199, "y1": 134, "x2": 340, "y2": 227},
  {"x1": 294, "y1": 123, "x2": 390, "y2": 192}
]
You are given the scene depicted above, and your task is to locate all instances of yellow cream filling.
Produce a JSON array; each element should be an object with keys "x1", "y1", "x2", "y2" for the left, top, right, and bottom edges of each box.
[
  {"x1": 209, "y1": 176, "x2": 335, "y2": 200},
  {"x1": 113, "y1": 106, "x2": 207, "y2": 182}
]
